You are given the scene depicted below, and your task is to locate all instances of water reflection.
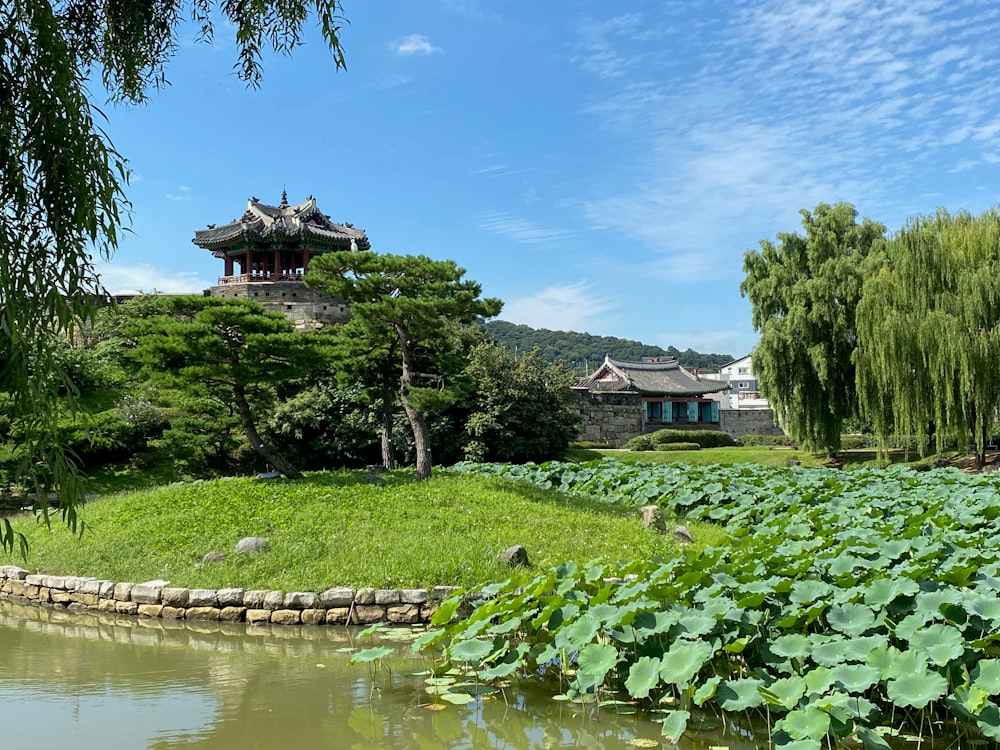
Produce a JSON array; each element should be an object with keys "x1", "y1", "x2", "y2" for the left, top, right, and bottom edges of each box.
[{"x1": 0, "y1": 600, "x2": 681, "y2": 749}]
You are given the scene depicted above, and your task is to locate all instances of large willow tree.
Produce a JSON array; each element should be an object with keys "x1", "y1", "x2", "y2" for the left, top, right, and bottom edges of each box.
[
  {"x1": 0, "y1": 2, "x2": 347, "y2": 552},
  {"x1": 741, "y1": 203, "x2": 885, "y2": 455},
  {"x1": 856, "y1": 207, "x2": 1000, "y2": 468}
]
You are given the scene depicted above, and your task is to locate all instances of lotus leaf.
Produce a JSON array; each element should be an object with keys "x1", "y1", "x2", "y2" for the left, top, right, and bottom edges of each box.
[
  {"x1": 349, "y1": 646, "x2": 394, "y2": 664},
  {"x1": 803, "y1": 667, "x2": 834, "y2": 696},
  {"x1": 449, "y1": 638, "x2": 494, "y2": 663},
  {"x1": 774, "y1": 738, "x2": 822, "y2": 750},
  {"x1": 759, "y1": 676, "x2": 807, "y2": 710},
  {"x1": 717, "y1": 677, "x2": 764, "y2": 711},
  {"x1": 827, "y1": 603, "x2": 877, "y2": 636},
  {"x1": 908, "y1": 623, "x2": 965, "y2": 666},
  {"x1": 840, "y1": 634, "x2": 888, "y2": 662},
  {"x1": 964, "y1": 594, "x2": 1000, "y2": 623},
  {"x1": 693, "y1": 675, "x2": 722, "y2": 706},
  {"x1": 975, "y1": 702, "x2": 1000, "y2": 741},
  {"x1": 770, "y1": 634, "x2": 811, "y2": 660},
  {"x1": 831, "y1": 664, "x2": 881, "y2": 693},
  {"x1": 440, "y1": 691, "x2": 475, "y2": 705},
  {"x1": 973, "y1": 659, "x2": 1000, "y2": 694},
  {"x1": 625, "y1": 656, "x2": 661, "y2": 700},
  {"x1": 864, "y1": 577, "x2": 920, "y2": 607},
  {"x1": 576, "y1": 643, "x2": 618, "y2": 682},
  {"x1": 659, "y1": 709, "x2": 690, "y2": 743},
  {"x1": 954, "y1": 684, "x2": 992, "y2": 714},
  {"x1": 886, "y1": 670, "x2": 948, "y2": 709},
  {"x1": 555, "y1": 614, "x2": 599, "y2": 651},
  {"x1": 811, "y1": 638, "x2": 853, "y2": 668},
  {"x1": 658, "y1": 640, "x2": 713, "y2": 688},
  {"x1": 855, "y1": 725, "x2": 893, "y2": 750},
  {"x1": 778, "y1": 705, "x2": 830, "y2": 741},
  {"x1": 674, "y1": 610, "x2": 717, "y2": 639}
]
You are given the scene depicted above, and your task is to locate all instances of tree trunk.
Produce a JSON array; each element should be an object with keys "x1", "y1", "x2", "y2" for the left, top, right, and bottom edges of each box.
[
  {"x1": 232, "y1": 382, "x2": 303, "y2": 479},
  {"x1": 396, "y1": 322, "x2": 432, "y2": 480},
  {"x1": 379, "y1": 388, "x2": 395, "y2": 470}
]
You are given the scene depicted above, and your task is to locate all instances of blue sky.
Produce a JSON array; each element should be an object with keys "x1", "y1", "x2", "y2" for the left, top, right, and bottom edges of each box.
[{"x1": 97, "y1": 0, "x2": 1000, "y2": 359}]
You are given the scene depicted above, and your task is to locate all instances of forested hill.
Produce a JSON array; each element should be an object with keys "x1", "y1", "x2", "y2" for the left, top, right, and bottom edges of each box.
[{"x1": 482, "y1": 320, "x2": 734, "y2": 373}]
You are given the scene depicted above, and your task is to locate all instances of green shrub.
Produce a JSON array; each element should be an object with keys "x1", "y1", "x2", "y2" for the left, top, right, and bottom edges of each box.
[
  {"x1": 736, "y1": 433, "x2": 796, "y2": 447},
  {"x1": 649, "y1": 429, "x2": 735, "y2": 449},
  {"x1": 571, "y1": 440, "x2": 609, "y2": 449},
  {"x1": 839, "y1": 434, "x2": 868, "y2": 450},
  {"x1": 624, "y1": 435, "x2": 654, "y2": 451},
  {"x1": 663, "y1": 442, "x2": 700, "y2": 451}
]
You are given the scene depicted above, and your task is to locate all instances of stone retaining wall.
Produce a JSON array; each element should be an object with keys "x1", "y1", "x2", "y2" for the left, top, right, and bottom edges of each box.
[
  {"x1": 0, "y1": 566, "x2": 459, "y2": 626},
  {"x1": 719, "y1": 408, "x2": 784, "y2": 439},
  {"x1": 572, "y1": 392, "x2": 642, "y2": 447}
]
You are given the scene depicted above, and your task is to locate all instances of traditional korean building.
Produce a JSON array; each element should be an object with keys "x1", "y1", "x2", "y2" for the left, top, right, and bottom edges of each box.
[
  {"x1": 573, "y1": 355, "x2": 730, "y2": 447},
  {"x1": 193, "y1": 192, "x2": 369, "y2": 328}
]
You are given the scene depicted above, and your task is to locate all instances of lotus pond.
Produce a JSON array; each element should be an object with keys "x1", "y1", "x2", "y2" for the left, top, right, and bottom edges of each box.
[{"x1": 420, "y1": 460, "x2": 1000, "y2": 748}]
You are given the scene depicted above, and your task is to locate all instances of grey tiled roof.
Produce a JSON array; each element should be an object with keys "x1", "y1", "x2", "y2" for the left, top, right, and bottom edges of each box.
[
  {"x1": 575, "y1": 356, "x2": 729, "y2": 397},
  {"x1": 192, "y1": 194, "x2": 371, "y2": 254}
]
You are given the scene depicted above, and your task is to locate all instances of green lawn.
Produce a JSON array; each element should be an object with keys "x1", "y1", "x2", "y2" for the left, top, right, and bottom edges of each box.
[{"x1": 3, "y1": 471, "x2": 724, "y2": 591}]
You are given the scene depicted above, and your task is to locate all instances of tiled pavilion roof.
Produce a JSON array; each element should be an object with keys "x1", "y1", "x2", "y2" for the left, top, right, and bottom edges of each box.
[
  {"x1": 575, "y1": 355, "x2": 729, "y2": 397},
  {"x1": 193, "y1": 193, "x2": 371, "y2": 256}
]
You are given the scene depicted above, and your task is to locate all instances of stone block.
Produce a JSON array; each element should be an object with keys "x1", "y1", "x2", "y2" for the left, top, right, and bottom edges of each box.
[
  {"x1": 220, "y1": 607, "x2": 245, "y2": 622},
  {"x1": 78, "y1": 579, "x2": 113, "y2": 596},
  {"x1": 352, "y1": 605, "x2": 385, "y2": 624},
  {"x1": 42, "y1": 576, "x2": 66, "y2": 590},
  {"x1": 419, "y1": 603, "x2": 438, "y2": 621},
  {"x1": 374, "y1": 589, "x2": 400, "y2": 605},
  {"x1": 70, "y1": 592, "x2": 99, "y2": 607},
  {"x1": 131, "y1": 582, "x2": 167, "y2": 605},
  {"x1": 137, "y1": 604, "x2": 163, "y2": 618},
  {"x1": 161, "y1": 606, "x2": 186, "y2": 620},
  {"x1": 387, "y1": 604, "x2": 421, "y2": 624},
  {"x1": 25, "y1": 574, "x2": 45, "y2": 587},
  {"x1": 113, "y1": 582, "x2": 134, "y2": 601},
  {"x1": 67, "y1": 602, "x2": 89, "y2": 614},
  {"x1": 23, "y1": 584, "x2": 40, "y2": 599},
  {"x1": 400, "y1": 589, "x2": 429, "y2": 605},
  {"x1": 270, "y1": 609, "x2": 301, "y2": 625},
  {"x1": 300, "y1": 609, "x2": 326, "y2": 625},
  {"x1": 431, "y1": 586, "x2": 460, "y2": 600},
  {"x1": 98, "y1": 599, "x2": 117, "y2": 614},
  {"x1": 161, "y1": 588, "x2": 190, "y2": 607},
  {"x1": 243, "y1": 590, "x2": 269, "y2": 607},
  {"x1": 37, "y1": 588, "x2": 51, "y2": 603},
  {"x1": 1, "y1": 566, "x2": 28, "y2": 580},
  {"x1": 188, "y1": 589, "x2": 218, "y2": 607},
  {"x1": 186, "y1": 607, "x2": 222, "y2": 621},
  {"x1": 354, "y1": 587, "x2": 376, "y2": 605},
  {"x1": 283, "y1": 592, "x2": 317, "y2": 609},
  {"x1": 217, "y1": 588, "x2": 245, "y2": 607},
  {"x1": 246, "y1": 609, "x2": 272, "y2": 624},
  {"x1": 262, "y1": 591, "x2": 284, "y2": 609},
  {"x1": 115, "y1": 601, "x2": 139, "y2": 615},
  {"x1": 325, "y1": 607, "x2": 351, "y2": 624},
  {"x1": 319, "y1": 587, "x2": 354, "y2": 608}
]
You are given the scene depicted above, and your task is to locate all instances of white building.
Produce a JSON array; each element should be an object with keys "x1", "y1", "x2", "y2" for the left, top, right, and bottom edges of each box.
[{"x1": 703, "y1": 354, "x2": 770, "y2": 410}]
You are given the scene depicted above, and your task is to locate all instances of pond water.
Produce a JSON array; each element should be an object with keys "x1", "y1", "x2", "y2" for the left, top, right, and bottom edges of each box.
[{"x1": 0, "y1": 599, "x2": 760, "y2": 750}]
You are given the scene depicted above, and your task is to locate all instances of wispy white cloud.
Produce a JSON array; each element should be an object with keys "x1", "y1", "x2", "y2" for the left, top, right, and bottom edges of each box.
[
  {"x1": 566, "y1": 0, "x2": 1000, "y2": 283},
  {"x1": 165, "y1": 185, "x2": 192, "y2": 202},
  {"x1": 95, "y1": 263, "x2": 213, "y2": 295},
  {"x1": 394, "y1": 34, "x2": 441, "y2": 55},
  {"x1": 478, "y1": 210, "x2": 577, "y2": 244},
  {"x1": 502, "y1": 282, "x2": 617, "y2": 333}
]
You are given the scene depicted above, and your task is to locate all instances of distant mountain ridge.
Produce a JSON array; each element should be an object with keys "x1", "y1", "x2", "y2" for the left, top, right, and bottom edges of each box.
[{"x1": 483, "y1": 320, "x2": 733, "y2": 373}]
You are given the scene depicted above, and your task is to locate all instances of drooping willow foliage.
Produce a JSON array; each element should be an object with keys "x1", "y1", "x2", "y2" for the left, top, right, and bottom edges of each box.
[
  {"x1": 856, "y1": 207, "x2": 1000, "y2": 468},
  {"x1": 741, "y1": 203, "x2": 886, "y2": 454},
  {"x1": 0, "y1": 1, "x2": 347, "y2": 552}
]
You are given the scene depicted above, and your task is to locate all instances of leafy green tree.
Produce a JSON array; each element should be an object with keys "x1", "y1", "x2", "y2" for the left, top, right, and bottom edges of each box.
[
  {"x1": 265, "y1": 381, "x2": 382, "y2": 470},
  {"x1": 306, "y1": 251, "x2": 503, "y2": 479},
  {"x1": 124, "y1": 296, "x2": 327, "y2": 478},
  {"x1": 856, "y1": 207, "x2": 1000, "y2": 468},
  {"x1": 741, "y1": 203, "x2": 885, "y2": 455},
  {"x1": 464, "y1": 343, "x2": 579, "y2": 463},
  {"x1": 1, "y1": 1, "x2": 348, "y2": 550}
]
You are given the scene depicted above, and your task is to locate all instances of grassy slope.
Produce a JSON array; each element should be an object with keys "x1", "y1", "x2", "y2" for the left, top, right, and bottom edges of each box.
[{"x1": 4, "y1": 471, "x2": 724, "y2": 591}]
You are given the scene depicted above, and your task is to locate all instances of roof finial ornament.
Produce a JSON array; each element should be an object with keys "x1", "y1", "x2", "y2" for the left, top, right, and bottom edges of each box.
[{"x1": 280, "y1": 188, "x2": 288, "y2": 208}]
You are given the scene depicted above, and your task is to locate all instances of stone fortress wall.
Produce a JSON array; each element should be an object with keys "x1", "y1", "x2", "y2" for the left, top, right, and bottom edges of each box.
[
  {"x1": 208, "y1": 282, "x2": 350, "y2": 328},
  {"x1": 0, "y1": 566, "x2": 457, "y2": 626}
]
